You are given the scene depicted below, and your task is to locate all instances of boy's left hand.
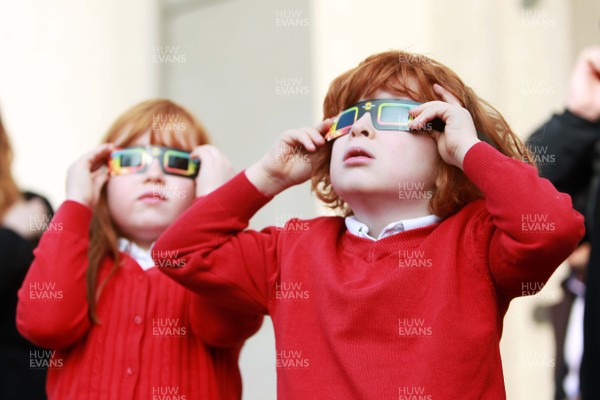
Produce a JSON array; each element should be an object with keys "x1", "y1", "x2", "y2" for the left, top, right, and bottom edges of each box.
[
  {"x1": 409, "y1": 84, "x2": 480, "y2": 170},
  {"x1": 190, "y1": 145, "x2": 235, "y2": 197}
]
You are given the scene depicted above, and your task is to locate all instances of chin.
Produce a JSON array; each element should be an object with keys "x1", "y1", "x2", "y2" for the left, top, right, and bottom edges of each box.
[
  {"x1": 333, "y1": 183, "x2": 375, "y2": 199},
  {"x1": 126, "y1": 219, "x2": 171, "y2": 235}
]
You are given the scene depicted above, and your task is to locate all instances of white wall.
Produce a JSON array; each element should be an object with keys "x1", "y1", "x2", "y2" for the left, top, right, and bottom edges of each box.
[
  {"x1": 0, "y1": 0, "x2": 160, "y2": 207},
  {"x1": 160, "y1": 1, "x2": 315, "y2": 398}
]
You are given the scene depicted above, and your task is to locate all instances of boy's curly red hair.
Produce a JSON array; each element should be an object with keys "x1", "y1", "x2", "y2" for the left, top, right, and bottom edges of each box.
[{"x1": 311, "y1": 50, "x2": 533, "y2": 219}]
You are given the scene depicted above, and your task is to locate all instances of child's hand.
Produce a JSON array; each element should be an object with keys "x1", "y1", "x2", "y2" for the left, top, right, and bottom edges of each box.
[
  {"x1": 567, "y1": 46, "x2": 600, "y2": 122},
  {"x1": 66, "y1": 143, "x2": 114, "y2": 208},
  {"x1": 409, "y1": 84, "x2": 480, "y2": 170},
  {"x1": 246, "y1": 119, "x2": 333, "y2": 196},
  {"x1": 190, "y1": 145, "x2": 235, "y2": 197}
]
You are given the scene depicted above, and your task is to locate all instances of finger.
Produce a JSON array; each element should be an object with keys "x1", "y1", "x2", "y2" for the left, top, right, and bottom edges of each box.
[
  {"x1": 191, "y1": 145, "x2": 234, "y2": 179},
  {"x1": 306, "y1": 126, "x2": 327, "y2": 146},
  {"x1": 430, "y1": 130, "x2": 442, "y2": 142},
  {"x1": 91, "y1": 166, "x2": 110, "y2": 192},
  {"x1": 315, "y1": 118, "x2": 335, "y2": 136},
  {"x1": 301, "y1": 126, "x2": 331, "y2": 151},
  {"x1": 198, "y1": 144, "x2": 219, "y2": 155},
  {"x1": 89, "y1": 143, "x2": 115, "y2": 172},
  {"x1": 93, "y1": 173, "x2": 110, "y2": 198},
  {"x1": 189, "y1": 146, "x2": 204, "y2": 161},
  {"x1": 409, "y1": 100, "x2": 446, "y2": 117},
  {"x1": 283, "y1": 129, "x2": 315, "y2": 152},
  {"x1": 409, "y1": 103, "x2": 450, "y2": 130},
  {"x1": 94, "y1": 169, "x2": 110, "y2": 185},
  {"x1": 91, "y1": 165, "x2": 109, "y2": 179},
  {"x1": 433, "y1": 84, "x2": 462, "y2": 106},
  {"x1": 296, "y1": 128, "x2": 319, "y2": 152},
  {"x1": 190, "y1": 145, "x2": 216, "y2": 163}
]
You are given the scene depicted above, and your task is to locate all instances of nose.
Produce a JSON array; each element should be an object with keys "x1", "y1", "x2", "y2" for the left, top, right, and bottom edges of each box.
[
  {"x1": 349, "y1": 113, "x2": 375, "y2": 139},
  {"x1": 144, "y1": 157, "x2": 165, "y2": 182}
]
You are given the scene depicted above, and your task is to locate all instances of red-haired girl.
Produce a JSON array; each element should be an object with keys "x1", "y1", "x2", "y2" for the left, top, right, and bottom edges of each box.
[{"x1": 17, "y1": 99, "x2": 261, "y2": 399}]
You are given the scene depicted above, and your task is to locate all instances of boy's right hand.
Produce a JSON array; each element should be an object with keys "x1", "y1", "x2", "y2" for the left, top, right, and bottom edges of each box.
[
  {"x1": 66, "y1": 143, "x2": 114, "y2": 208},
  {"x1": 246, "y1": 119, "x2": 333, "y2": 196},
  {"x1": 567, "y1": 46, "x2": 600, "y2": 122}
]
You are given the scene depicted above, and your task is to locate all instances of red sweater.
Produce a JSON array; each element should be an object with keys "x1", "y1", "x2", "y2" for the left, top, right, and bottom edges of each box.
[
  {"x1": 154, "y1": 142, "x2": 584, "y2": 399},
  {"x1": 16, "y1": 201, "x2": 261, "y2": 399}
]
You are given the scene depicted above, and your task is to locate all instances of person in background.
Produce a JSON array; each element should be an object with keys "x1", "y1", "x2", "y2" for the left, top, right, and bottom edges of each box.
[
  {"x1": 0, "y1": 110, "x2": 52, "y2": 399},
  {"x1": 527, "y1": 46, "x2": 600, "y2": 400},
  {"x1": 547, "y1": 241, "x2": 588, "y2": 400}
]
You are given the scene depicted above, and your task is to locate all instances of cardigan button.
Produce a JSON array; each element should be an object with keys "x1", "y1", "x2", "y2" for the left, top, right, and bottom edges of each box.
[
  {"x1": 133, "y1": 315, "x2": 142, "y2": 325},
  {"x1": 126, "y1": 367, "x2": 134, "y2": 375}
]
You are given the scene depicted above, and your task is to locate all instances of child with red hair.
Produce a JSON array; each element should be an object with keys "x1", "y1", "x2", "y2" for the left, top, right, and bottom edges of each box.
[
  {"x1": 154, "y1": 51, "x2": 584, "y2": 399},
  {"x1": 16, "y1": 99, "x2": 261, "y2": 399}
]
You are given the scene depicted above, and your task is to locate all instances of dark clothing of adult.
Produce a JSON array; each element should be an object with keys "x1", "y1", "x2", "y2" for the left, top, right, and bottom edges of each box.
[
  {"x1": 528, "y1": 110, "x2": 600, "y2": 400},
  {"x1": 549, "y1": 272, "x2": 585, "y2": 400},
  {"x1": 0, "y1": 192, "x2": 52, "y2": 399}
]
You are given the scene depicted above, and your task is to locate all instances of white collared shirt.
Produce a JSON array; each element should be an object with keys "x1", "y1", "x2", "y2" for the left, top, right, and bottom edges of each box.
[
  {"x1": 345, "y1": 214, "x2": 441, "y2": 241},
  {"x1": 118, "y1": 238, "x2": 155, "y2": 270}
]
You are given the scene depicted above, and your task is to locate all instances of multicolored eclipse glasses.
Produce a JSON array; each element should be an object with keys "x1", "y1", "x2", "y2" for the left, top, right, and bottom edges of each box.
[
  {"x1": 324, "y1": 99, "x2": 446, "y2": 141},
  {"x1": 108, "y1": 146, "x2": 200, "y2": 178}
]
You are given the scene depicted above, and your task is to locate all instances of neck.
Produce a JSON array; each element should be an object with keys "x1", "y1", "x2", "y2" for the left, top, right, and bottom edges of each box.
[
  {"x1": 135, "y1": 242, "x2": 153, "y2": 251},
  {"x1": 123, "y1": 236, "x2": 155, "y2": 252},
  {"x1": 350, "y1": 198, "x2": 431, "y2": 238}
]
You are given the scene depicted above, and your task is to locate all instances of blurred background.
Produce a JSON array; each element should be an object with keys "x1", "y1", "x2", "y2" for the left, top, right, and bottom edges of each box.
[{"x1": 0, "y1": 0, "x2": 599, "y2": 398}]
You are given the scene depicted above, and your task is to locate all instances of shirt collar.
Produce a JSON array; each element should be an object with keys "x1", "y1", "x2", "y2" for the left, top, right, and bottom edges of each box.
[
  {"x1": 345, "y1": 214, "x2": 440, "y2": 241},
  {"x1": 118, "y1": 238, "x2": 155, "y2": 270}
]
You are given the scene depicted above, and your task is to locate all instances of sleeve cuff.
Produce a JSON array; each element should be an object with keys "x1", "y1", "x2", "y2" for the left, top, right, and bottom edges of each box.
[
  {"x1": 462, "y1": 141, "x2": 514, "y2": 191},
  {"x1": 52, "y1": 200, "x2": 93, "y2": 237}
]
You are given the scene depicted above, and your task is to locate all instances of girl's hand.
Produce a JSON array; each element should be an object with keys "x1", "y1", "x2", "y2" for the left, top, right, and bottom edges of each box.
[
  {"x1": 190, "y1": 145, "x2": 235, "y2": 197},
  {"x1": 409, "y1": 84, "x2": 480, "y2": 170},
  {"x1": 246, "y1": 119, "x2": 333, "y2": 196},
  {"x1": 567, "y1": 46, "x2": 600, "y2": 122},
  {"x1": 66, "y1": 143, "x2": 114, "y2": 208}
]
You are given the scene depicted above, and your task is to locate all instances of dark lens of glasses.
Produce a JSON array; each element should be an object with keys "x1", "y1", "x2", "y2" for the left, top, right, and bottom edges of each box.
[
  {"x1": 337, "y1": 108, "x2": 358, "y2": 130},
  {"x1": 167, "y1": 155, "x2": 190, "y2": 171},
  {"x1": 121, "y1": 153, "x2": 143, "y2": 167}
]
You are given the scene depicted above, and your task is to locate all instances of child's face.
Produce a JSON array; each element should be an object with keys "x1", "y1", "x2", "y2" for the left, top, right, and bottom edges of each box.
[
  {"x1": 106, "y1": 132, "x2": 196, "y2": 248},
  {"x1": 329, "y1": 89, "x2": 438, "y2": 205}
]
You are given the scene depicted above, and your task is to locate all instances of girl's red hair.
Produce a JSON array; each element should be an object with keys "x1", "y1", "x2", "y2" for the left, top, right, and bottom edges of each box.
[{"x1": 0, "y1": 112, "x2": 22, "y2": 218}]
